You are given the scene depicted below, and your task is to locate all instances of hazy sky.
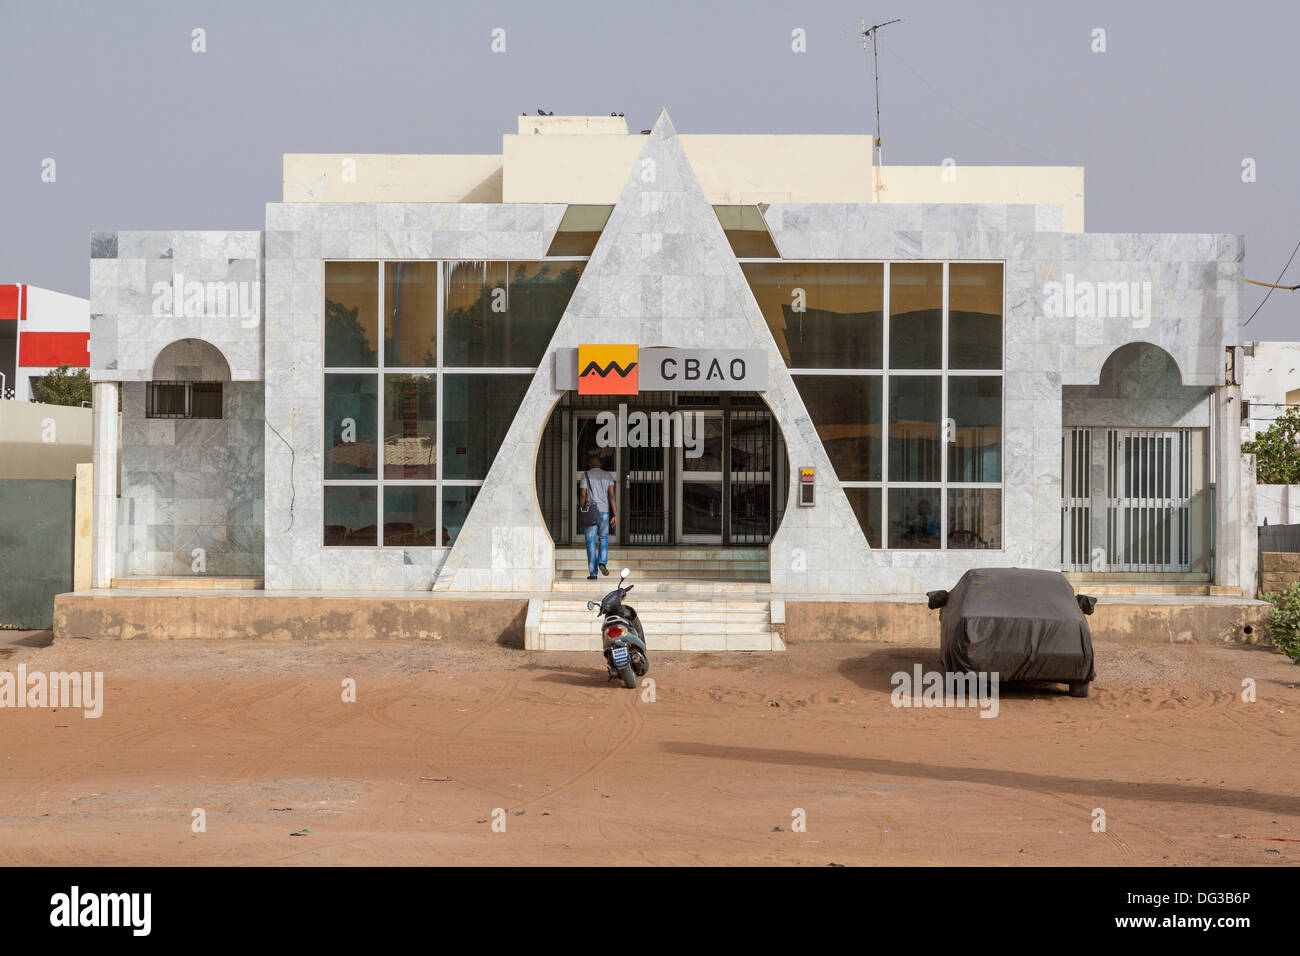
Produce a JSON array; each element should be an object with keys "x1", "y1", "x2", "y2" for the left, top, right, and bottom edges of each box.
[{"x1": 2, "y1": 0, "x2": 1297, "y2": 339}]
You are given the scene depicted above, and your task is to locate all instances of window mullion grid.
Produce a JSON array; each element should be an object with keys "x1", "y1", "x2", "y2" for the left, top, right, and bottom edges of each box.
[
  {"x1": 435, "y1": 259, "x2": 446, "y2": 547},
  {"x1": 940, "y1": 261, "x2": 949, "y2": 550},
  {"x1": 881, "y1": 262, "x2": 890, "y2": 551},
  {"x1": 377, "y1": 260, "x2": 386, "y2": 547}
]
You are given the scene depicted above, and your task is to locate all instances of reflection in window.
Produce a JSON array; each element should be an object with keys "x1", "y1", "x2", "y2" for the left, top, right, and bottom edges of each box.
[
  {"x1": 324, "y1": 374, "x2": 378, "y2": 479},
  {"x1": 948, "y1": 263, "x2": 1003, "y2": 370},
  {"x1": 384, "y1": 374, "x2": 436, "y2": 480},
  {"x1": 793, "y1": 375, "x2": 882, "y2": 481},
  {"x1": 889, "y1": 262, "x2": 942, "y2": 369},
  {"x1": 948, "y1": 376, "x2": 1002, "y2": 483},
  {"x1": 889, "y1": 376, "x2": 941, "y2": 482},
  {"x1": 324, "y1": 486, "x2": 377, "y2": 546},
  {"x1": 324, "y1": 258, "x2": 584, "y2": 549},
  {"x1": 948, "y1": 488, "x2": 1002, "y2": 549},
  {"x1": 746, "y1": 260, "x2": 1002, "y2": 552},
  {"x1": 383, "y1": 486, "x2": 438, "y2": 546},
  {"x1": 682, "y1": 416, "x2": 723, "y2": 472},
  {"x1": 324, "y1": 262, "x2": 379, "y2": 368},
  {"x1": 384, "y1": 262, "x2": 437, "y2": 368},
  {"x1": 714, "y1": 205, "x2": 781, "y2": 258},
  {"x1": 441, "y1": 373, "x2": 531, "y2": 480},
  {"x1": 681, "y1": 482, "x2": 723, "y2": 537},
  {"x1": 743, "y1": 263, "x2": 883, "y2": 368},
  {"x1": 889, "y1": 487, "x2": 942, "y2": 549},
  {"x1": 441, "y1": 487, "x2": 479, "y2": 546},
  {"x1": 546, "y1": 205, "x2": 612, "y2": 257},
  {"x1": 844, "y1": 486, "x2": 882, "y2": 548},
  {"x1": 444, "y1": 261, "x2": 583, "y2": 368}
]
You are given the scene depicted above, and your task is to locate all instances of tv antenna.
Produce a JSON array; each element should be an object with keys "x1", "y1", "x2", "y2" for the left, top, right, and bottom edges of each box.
[{"x1": 856, "y1": 17, "x2": 903, "y2": 201}]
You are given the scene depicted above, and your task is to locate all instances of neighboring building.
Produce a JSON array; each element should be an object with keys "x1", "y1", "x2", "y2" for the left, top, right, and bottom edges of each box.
[
  {"x1": 84, "y1": 110, "x2": 1253, "y2": 597},
  {"x1": 0, "y1": 284, "x2": 91, "y2": 402},
  {"x1": 1241, "y1": 340, "x2": 1300, "y2": 438},
  {"x1": 1240, "y1": 341, "x2": 1300, "y2": 527}
]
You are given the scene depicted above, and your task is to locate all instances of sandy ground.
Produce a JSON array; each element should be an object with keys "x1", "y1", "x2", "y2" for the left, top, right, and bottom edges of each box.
[{"x1": 0, "y1": 632, "x2": 1297, "y2": 866}]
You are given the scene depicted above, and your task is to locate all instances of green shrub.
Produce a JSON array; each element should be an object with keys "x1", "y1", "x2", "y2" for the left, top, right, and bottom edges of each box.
[{"x1": 1263, "y1": 581, "x2": 1300, "y2": 662}]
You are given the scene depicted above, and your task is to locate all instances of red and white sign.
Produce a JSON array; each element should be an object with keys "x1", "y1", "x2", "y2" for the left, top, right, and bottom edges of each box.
[{"x1": 0, "y1": 284, "x2": 90, "y2": 401}]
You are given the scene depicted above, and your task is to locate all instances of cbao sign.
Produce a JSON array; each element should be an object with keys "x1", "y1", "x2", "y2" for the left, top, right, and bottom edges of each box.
[{"x1": 557, "y1": 346, "x2": 767, "y2": 393}]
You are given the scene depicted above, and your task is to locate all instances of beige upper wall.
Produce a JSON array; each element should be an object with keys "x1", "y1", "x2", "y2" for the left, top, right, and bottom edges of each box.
[
  {"x1": 282, "y1": 153, "x2": 504, "y2": 204},
  {"x1": 0, "y1": 399, "x2": 92, "y2": 480},
  {"x1": 282, "y1": 116, "x2": 1085, "y2": 231}
]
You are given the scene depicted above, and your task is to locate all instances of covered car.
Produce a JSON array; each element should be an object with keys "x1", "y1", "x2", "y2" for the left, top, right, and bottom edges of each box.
[{"x1": 926, "y1": 568, "x2": 1097, "y2": 698}]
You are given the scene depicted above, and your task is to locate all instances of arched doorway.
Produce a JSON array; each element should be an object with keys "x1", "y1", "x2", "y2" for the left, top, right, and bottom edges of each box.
[
  {"x1": 1061, "y1": 343, "x2": 1213, "y2": 574},
  {"x1": 536, "y1": 391, "x2": 788, "y2": 548}
]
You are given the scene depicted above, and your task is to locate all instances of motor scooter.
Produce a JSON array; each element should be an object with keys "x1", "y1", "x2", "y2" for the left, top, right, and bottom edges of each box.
[{"x1": 587, "y1": 567, "x2": 650, "y2": 688}]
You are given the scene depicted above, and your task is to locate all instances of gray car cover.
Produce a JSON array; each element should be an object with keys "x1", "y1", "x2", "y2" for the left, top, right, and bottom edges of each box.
[{"x1": 930, "y1": 568, "x2": 1096, "y2": 683}]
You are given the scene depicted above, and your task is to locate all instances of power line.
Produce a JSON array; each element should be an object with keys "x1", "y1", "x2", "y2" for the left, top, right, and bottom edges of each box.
[
  {"x1": 1243, "y1": 235, "x2": 1300, "y2": 327},
  {"x1": 877, "y1": 35, "x2": 1057, "y2": 164}
]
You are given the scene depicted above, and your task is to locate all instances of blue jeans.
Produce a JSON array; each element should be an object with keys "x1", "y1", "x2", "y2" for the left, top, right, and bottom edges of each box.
[{"x1": 584, "y1": 511, "x2": 609, "y2": 576}]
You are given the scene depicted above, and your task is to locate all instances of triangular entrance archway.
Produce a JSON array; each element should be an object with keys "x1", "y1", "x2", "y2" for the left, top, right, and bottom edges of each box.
[{"x1": 435, "y1": 109, "x2": 872, "y2": 593}]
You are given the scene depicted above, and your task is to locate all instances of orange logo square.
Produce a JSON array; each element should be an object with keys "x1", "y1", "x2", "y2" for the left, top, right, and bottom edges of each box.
[{"x1": 578, "y1": 344, "x2": 638, "y2": 395}]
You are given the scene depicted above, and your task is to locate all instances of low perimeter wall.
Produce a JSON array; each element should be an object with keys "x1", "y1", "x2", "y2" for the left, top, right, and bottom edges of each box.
[
  {"x1": 55, "y1": 592, "x2": 1273, "y2": 647},
  {"x1": 1260, "y1": 551, "x2": 1300, "y2": 595},
  {"x1": 54, "y1": 593, "x2": 529, "y2": 645},
  {"x1": 782, "y1": 598, "x2": 1272, "y2": 647}
]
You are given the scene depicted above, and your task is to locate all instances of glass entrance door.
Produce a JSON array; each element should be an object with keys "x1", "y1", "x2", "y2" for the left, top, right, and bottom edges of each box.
[{"x1": 676, "y1": 412, "x2": 724, "y2": 544}]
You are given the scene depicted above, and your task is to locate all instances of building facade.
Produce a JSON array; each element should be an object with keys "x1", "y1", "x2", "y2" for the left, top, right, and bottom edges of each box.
[{"x1": 86, "y1": 110, "x2": 1255, "y2": 596}]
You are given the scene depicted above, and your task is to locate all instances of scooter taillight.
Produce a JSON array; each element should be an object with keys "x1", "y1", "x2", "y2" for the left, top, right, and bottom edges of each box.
[{"x1": 605, "y1": 625, "x2": 625, "y2": 638}]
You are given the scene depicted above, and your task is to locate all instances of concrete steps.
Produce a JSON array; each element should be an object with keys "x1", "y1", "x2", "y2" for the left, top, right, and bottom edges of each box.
[
  {"x1": 553, "y1": 548, "x2": 768, "y2": 572},
  {"x1": 550, "y1": 575, "x2": 768, "y2": 595},
  {"x1": 526, "y1": 597, "x2": 784, "y2": 652},
  {"x1": 552, "y1": 547, "x2": 770, "y2": 594}
]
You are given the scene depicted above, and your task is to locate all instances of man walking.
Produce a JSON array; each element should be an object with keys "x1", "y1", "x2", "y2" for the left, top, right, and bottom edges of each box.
[{"x1": 578, "y1": 452, "x2": 617, "y2": 580}]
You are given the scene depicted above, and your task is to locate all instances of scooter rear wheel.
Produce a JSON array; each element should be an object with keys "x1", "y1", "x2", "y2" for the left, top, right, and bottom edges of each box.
[{"x1": 618, "y1": 664, "x2": 638, "y2": 689}]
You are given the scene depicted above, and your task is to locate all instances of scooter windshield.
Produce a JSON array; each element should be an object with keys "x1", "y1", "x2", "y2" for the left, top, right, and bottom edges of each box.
[{"x1": 599, "y1": 589, "x2": 625, "y2": 616}]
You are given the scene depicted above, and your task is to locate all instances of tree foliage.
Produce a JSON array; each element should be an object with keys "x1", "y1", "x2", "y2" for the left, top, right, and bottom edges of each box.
[
  {"x1": 31, "y1": 365, "x2": 92, "y2": 407},
  {"x1": 1244, "y1": 406, "x2": 1300, "y2": 485}
]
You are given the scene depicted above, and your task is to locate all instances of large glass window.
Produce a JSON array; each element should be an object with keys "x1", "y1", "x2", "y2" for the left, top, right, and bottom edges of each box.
[
  {"x1": 324, "y1": 486, "x2": 377, "y2": 547},
  {"x1": 384, "y1": 262, "x2": 437, "y2": 368},
  {"x1": 742, "y1": 263, "x2": 883, "y2": 369},
  {"x1": 444, "y1": 260, "x2": 582, "y2": 368},
  {"x1": 441, "y1": 373, "x2": 532, "y2": 480},
  {"x1": 324, "y1": 262, "x2": 380, "y2": 368},
  {"x1": 323, "y1": 259, "x2": 584, "y2": 548},
  {"x1": 889, "y1": 263, "x2": 942, "y2": 369},
  {"x1": 324, "y1": 374, "x2": 378, "y2": 479},
  {"x1": 948, "y1": 263, "x2": 1003, "y2": 370},
  {"x1": 888, "y1": 376, "x2": 941, "y2": 483},
  {"x1": 792, "y1": 375, "x2": 882, "y2": 481},
  {"x1": 744, "y1": 261, "x2": 1003, "y2": 550}
]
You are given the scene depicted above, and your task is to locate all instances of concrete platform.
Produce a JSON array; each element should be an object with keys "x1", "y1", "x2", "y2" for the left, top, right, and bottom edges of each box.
[
  {"x1": 111, "y1": 575, "x2": 264, "y2": 590},
  {"x1": 52, "y1": 588, "x2": 1274, "y2": 648}
]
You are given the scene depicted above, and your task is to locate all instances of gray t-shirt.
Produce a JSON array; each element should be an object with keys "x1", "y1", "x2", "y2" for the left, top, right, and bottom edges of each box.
[{"x1": 582, "y1": 468, "x2": 615, "y2": 512}]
